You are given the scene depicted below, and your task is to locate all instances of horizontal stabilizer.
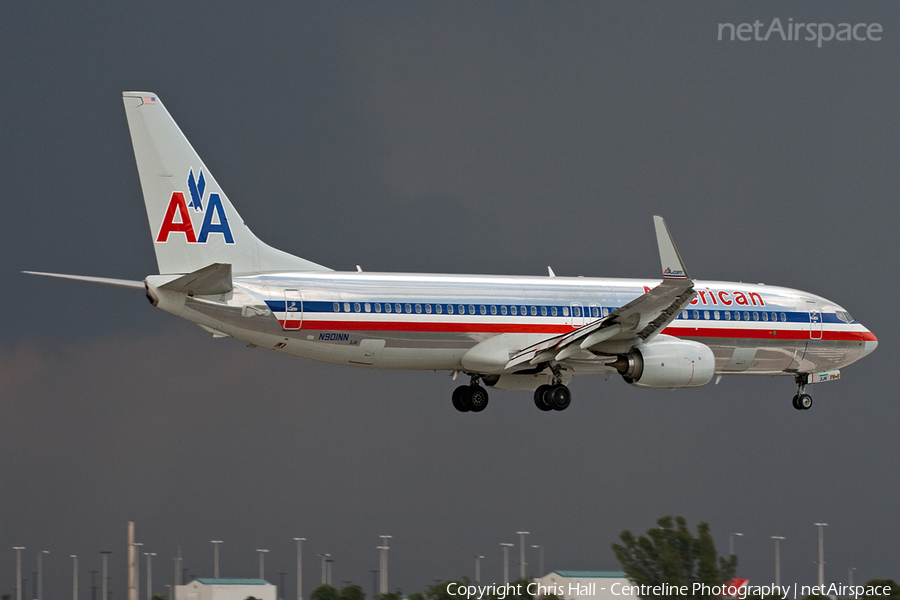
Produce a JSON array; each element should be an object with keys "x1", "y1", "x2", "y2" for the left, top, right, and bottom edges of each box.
[
  {"x1": 23, "y1": 271, "x2": 144, "y2": 289},
  {"x1": 160, "y1": 263, "x2": 232, "y2": 295}
]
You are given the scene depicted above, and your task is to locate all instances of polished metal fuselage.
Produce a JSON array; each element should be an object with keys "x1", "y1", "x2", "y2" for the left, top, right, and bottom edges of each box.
[{"x1": 149, "y1": 271, "x2": 877, "y2": 379}]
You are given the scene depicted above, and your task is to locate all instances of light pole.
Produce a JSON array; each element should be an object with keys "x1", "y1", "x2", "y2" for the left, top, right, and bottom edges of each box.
[
  {"x1": 850, "y1": 567, "x2": 857, "y2": 587},
  {"x1": 814, "y1": 523, "x2": 828, "y2": 587},
  {"x1": 72, "y1": 555, "x2": 79, "y2": 600},
  {"x1": 531, "y1": 545, "x2": 544, "y2": 578},
  {"x1": 729, "y1": 533, "x2": 743, "y2": 556},
  {"x1": 474, "y1": 556, "x2": 484, "y2": 585},
  {"x1": 14, "y1": 547, "x2": 25, "y2": 600},
  {"x1": 133, "y1": 542, "x2": 143, "y2": 600},
  {"x1": 38, "y1": 550, "x2": 49, "y2": 600},
  {"x1": 101, "y1": 551, "x2": 112, "y2": 600},
  {"x1": 500, "y1": 543, "x2": 513, "y2": 585},
  {"x1": 771, "y1": 537, "x2": 785, "y2": 588},
  {"x1": 516, "y1": 532, "x2": 529, "y2": 580},
  {"x1": 256, "y1": 550, "x2": 270, "y2": 580},
  {"x1": 378, "y1": 536, "x2": 392, "y2": 595},
  {"x1": 211, "y1": 541, "x2": 223, "y2": 579},
  {"x1": 293, "y1": 538, "x2": 306, "y2": 600},
  {"x1": 317, "y1": 554, "x2": 330, "y2": 585},
  {"x1": 145, "y1": 553, "x2": 156, "y2": 600},
  {"x1": 325, "y1": 559, "x2": 333, "y2": 586}
]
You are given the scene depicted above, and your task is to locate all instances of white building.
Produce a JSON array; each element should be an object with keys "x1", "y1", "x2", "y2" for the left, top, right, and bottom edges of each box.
[
  {"x1": 174, "y1": 578, "x2": 276, "y2": 600},
  {"x1": 532, "y1": 571, "x2": 630, "y2": 600}
]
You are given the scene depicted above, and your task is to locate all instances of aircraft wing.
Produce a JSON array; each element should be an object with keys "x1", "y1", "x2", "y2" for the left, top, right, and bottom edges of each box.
[{"x1": 505, "y1": 216, "x2": 696, "y2": 369}]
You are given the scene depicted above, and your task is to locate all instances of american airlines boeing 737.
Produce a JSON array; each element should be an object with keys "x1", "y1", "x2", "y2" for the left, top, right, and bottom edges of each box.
[{"x1": 26, "y1": 92, "x2": 878, "y2": 412}]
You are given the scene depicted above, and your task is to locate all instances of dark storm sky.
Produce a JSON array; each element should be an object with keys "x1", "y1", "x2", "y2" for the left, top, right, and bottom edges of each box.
[{"x1": 2, "y1": 1, "x2": 898, "y2": 597}]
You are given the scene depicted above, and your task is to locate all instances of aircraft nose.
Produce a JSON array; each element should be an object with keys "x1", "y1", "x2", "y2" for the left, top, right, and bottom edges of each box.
[{"x1": 862, "y1": 337, "x2": 878, "y2": 358}]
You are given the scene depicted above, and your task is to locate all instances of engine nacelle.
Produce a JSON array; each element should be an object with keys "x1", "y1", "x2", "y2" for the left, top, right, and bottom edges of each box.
[{"x1": 611, "y1": 337, "x2": 715, "y2": 389}]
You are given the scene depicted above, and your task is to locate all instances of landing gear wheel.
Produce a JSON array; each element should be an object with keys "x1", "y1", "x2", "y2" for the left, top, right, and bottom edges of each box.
[
  {"x1": 534, "y1": 385, "x2": 553, "y2": 411},
  {"x1": 468, "y1": 385, "x2": 489, "y2": 412},
  {"x1": 798, "y1": 393, "x2": 813, "y2": 410},
  {"x1": 452, "y1": 385, "x2": 471, "y2": 412},
  {"x1": 791, "y1": 394, "x2": 802, "y2": 410},
  {"x1": 549, "y1": 384, "x2": 571, "y2": 411}
]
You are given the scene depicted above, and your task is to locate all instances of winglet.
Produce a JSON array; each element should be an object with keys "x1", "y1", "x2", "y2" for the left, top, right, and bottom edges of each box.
[{"x1": 653, "y1": 216, "x2": 690, "y2": 281}]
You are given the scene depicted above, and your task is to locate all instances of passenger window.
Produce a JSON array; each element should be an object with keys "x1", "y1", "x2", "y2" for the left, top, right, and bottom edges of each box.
[
  {"x1": 458, "y1": 305, "x2": 465, "y2": 315},
  {"x1": 714, "y1": 311, "x2": 720, "y2": 320},
  {"x1": 743, "y1": 311, "x2": 750, "y2": 321},
  {"x1": 693, "y1": 310, "x2": 699, "y2": 319},
  {"x1": 552, "y1": 306, "x2": 558, "y2": 317},
  {"x1": 425, "y1": 304, "x2": 432, "y2": 314},
  {"x1": 780, "y1": 312, "x2": 786, "y2": 322},
  {"x1": 405, "y1": 304, "x2": 412, "y2": 314},
  {"x1": 333, "y1": 302, "x2": 340, "y2": 312},
  {"x1": 733, "y1": 311, "x2": 739, "y2": 321},
  {"x1": 530, "y1": 306, "x2": 537, "y2": 316},
  {"x1": 704, "y1": 310, "x2": 710, "y2": 320},
  {"x1": 480, "y1": 305, "x2": 487, "y2": 315},
  {"x1": 521, "y1": 306, "x2": 527, "y2": 316},
  {"x1": 344, "y1": 302, "x2": 351, "y2": 312},
  {"x1": 603, "y1": 308, "x2": 609, "y2": 317},
  {"x1": 501, "y1": 305, "x2": 507, "y2": 315},
  {"x1": 490, "y1": 305, "x2": 497, "y2": 315},
  {"x1": 573, "y1": 306, "x2": 581, "y2": 317},
  {"x1": 771, "y1": 312, "x2": 777, "y2": 322},
  {"x1": 447, "y1": 304, "x2": 453, "y2": 315},
  {"x1": 563, "y1": 307, "x2": 570, "y2": 317},
  {"x1": 511, "y1": 306, "x2": 517, "y2": 316},
  {"x1": 761, "y1": 312, "x2": 768, "y2": 322},
  {"x1": 385, "y1": 303, "x2": 392, "y2": 313},
  {"x1": 415, "y1": 304, "x2": 422, "y2": 314},
  {"x1": 354, "y1": 302, "x2": 361, "y2": 312},
  {"x1": 364, "y1": 303, "x2": 371, "y2": 313},
  {"x1": 541, "y1": 306, "x2": 548, "y2": 316},
  {"x1": 435, "y1": 304, "x2": 442, "y2": 314},
  {"x1": 753, "y1": 312, "x2": 759, "y2": 321},
  {"x1": 724, "y1": 311, "x2": 731, "y2": 321},
  {"x1": 468, "y1": 305, "x2": 475, "y2": 315},
  {"x1": 592, "y1": 307, "x2": 599, "y2": 318}
]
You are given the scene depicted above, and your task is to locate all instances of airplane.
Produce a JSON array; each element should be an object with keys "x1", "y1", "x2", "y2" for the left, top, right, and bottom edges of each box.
[{"x1": 25, "y1": 92, "x2": 878, "y2": 413}]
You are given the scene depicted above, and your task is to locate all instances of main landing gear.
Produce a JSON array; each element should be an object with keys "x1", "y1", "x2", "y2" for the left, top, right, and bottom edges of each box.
[
  {"x1": 452, "y1": 374, "x2": 489, "y2": 413},
  {"x1": 792, "y1": 375, "x2": 813, "y2": 410},
  {"x1": 534, "y1": 384, "x2": 571, "y2": 411},
  {"x1": 534, "y1": 365, "x2": 571, "y2": 411}
]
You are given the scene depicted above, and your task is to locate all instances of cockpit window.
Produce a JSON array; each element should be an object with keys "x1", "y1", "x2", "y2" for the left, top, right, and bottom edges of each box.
[{"x1": 837, "y1": 311, "x2": 854, "y2": 324}]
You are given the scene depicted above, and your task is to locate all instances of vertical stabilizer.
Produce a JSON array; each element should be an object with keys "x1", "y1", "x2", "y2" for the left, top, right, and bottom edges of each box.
[{"x1": 122, "y1": 92, "x2": 331, "y2": 275}]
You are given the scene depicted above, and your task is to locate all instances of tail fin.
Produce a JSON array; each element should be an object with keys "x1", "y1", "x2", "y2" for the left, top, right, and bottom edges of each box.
[{"x1": 122, "y1": 92, "x2": 331, "y2": 275}]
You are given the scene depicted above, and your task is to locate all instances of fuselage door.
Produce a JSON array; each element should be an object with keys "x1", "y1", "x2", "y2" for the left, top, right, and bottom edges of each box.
[
  {"x1": 570, "y1": 302, "x2": 585, "y2": 328},
  {"x1": 807, "y1": 300, "x2": 823, "y2": 340},
  {"x1": 283, "y1": 289, "x2": 303, "y2": 330}
]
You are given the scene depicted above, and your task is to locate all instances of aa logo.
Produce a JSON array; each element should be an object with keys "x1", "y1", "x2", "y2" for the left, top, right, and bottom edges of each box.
[{"x1": 156, "y1": 169, "x2": 234, "y2": 244}]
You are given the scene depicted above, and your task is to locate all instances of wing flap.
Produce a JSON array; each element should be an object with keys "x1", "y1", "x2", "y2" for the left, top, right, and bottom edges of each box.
[{"x1": 505, "y1": 216, "x2": 696, "y2": 370}]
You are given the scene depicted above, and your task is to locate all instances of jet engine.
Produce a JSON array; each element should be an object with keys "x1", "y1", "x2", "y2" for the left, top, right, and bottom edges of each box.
[{"x1": 611, "y1": 337, "x2": 715, "y2": 389}]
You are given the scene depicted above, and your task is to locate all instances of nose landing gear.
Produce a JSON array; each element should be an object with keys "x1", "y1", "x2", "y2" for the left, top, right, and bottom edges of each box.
[{"x1": 792, "y1": 375, "x2": 812, "y2": 410}]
